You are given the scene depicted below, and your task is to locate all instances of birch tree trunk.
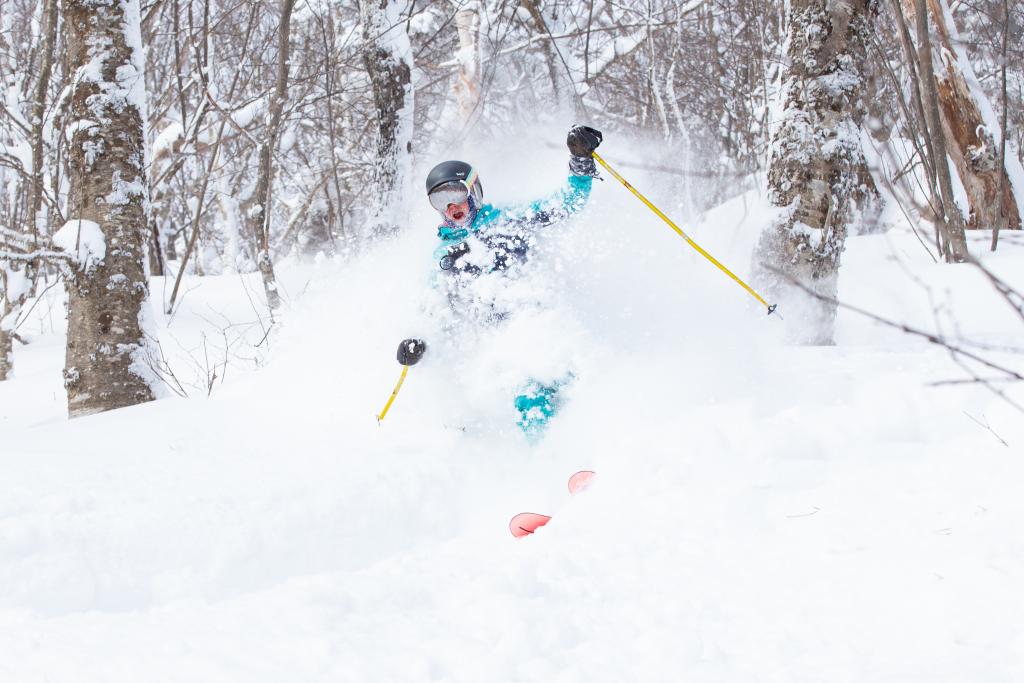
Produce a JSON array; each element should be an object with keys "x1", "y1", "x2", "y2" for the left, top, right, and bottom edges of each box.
[
  {"x1": 453, "y1": 2, "x2": 482, "y2": 127},
  {"x1": 61, "y1": 0, "x2": 157, "y2": 416},
  {"x1": 359, "y1": 0, "x2": 413, "y2": 236},
  {"x1": 754, "y1": 0, "x2": 877, "y2": 344},
  {"x1": 245, "y1": 0, "x2": 294, "y2": 311},
  {"x1": 906, "y1": 0, "x2": 1022, "y2": 231}
]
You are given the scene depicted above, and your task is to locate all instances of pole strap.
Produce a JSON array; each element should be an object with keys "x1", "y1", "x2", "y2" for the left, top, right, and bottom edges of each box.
[
  {"x1": 591, "y1": 151, "x2": 776, "y2": 314},
  {"x1": 377, "y1": 364, "x2": 409, "y2": 422}
]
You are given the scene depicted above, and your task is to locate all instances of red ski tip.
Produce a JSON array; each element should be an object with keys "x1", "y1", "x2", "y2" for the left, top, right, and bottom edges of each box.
[
  {"x1": 509, "y1": 512, "x2": 552, "y2": 538},
  {"x1": 568, "y1": 470, "x2": 596, "y2": 495}
]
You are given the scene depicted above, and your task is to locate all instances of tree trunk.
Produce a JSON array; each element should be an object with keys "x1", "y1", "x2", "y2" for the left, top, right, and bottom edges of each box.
[
  {"x1": 454, "y1": 2, "x2": 482, "y2": 127},
  {"x1": 892, "y1": 0, "x2": 937, "y2": 210},
  {"x1": 0, "y1": 0, "x2": 60, "y2": 381},
  {"x1": 520, "y1": 0, "x2": 564, "y2": 108},
  {"x1": 244, "y1": 0, "x2": 294, "y2": 311},
  {"x1": 321, "y1": 10, "x2": 345, "y2": 253},
  {"x1": 359, "y1": 0, "x2": 413, "y2": 237},
  {"x1": 754, "y1": 0, "x2": 877, "y2": 344},
  {"x1": 991, "y1": 0, "x2": 1011, "y2": 250},
  {"x1": 908, "y1": 0, "x2": 970, "y2": 261},
  {"x1": 28, "y1": 0, "x2": 59, "y2": 243},
  {"x1": 0, "y1": 265, "x2": 29, "y2": 381},
  {"x1": 61, "y1": 0, "x2": 157, "y2": 416},
  {"x1": 0, "y1": 332, "x2": 10, "y2": 380},
  {"x1": 0, "y1": 278, "x2": 12, "y2": 380},
  {"x1": 908, "y1": 0, "x2": 1022, "y2": 232}
]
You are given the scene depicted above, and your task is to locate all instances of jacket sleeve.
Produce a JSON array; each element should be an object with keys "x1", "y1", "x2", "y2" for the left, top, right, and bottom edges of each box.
[{"x1": 499, "y1": 174, "x2": 593, "y2": 229}]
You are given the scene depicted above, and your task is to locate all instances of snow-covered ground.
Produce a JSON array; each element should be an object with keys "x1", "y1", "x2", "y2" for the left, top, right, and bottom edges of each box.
[{"x1": 2, "y1": 146, "x2": 1023, "y2": 681}]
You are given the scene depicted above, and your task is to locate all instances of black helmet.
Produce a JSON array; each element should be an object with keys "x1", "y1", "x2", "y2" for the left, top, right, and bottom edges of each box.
[{"x1": 425, "y1": 160, "x2": 483, "y2": 204}]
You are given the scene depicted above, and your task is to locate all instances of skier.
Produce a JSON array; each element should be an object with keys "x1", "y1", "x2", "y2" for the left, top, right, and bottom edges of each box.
[{"x1": 407, "y1": 125, "x2": 603, "y2": 435}]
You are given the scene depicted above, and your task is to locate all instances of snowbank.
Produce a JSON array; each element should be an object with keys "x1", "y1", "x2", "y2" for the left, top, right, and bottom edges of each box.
[{"x1": 1, "y1": 142, "x2": 1023, "y2": 682}]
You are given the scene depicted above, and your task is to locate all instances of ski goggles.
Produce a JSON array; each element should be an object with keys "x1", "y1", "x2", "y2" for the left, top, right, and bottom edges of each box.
[
  {"x1": 428, "y1": 181, "x2": 471, "y2": 212},
  {"x1": 427, "y1": 168, "x2": 480, "y2": 212}
]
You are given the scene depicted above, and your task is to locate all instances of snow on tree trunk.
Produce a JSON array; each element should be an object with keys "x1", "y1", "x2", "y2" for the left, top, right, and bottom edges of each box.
[
  {"x1": 359, "y1": 0, "x2": 413, "y2": 237},
  {"x1": 907, "y1": 0, "x2": 1022, "y2": 231},
  {"x1": 754, "y1": 0, "x2": 877, "y2": 345},
  {"x1": 61, "y1": 0, "x2": 157, "y2": 416}
]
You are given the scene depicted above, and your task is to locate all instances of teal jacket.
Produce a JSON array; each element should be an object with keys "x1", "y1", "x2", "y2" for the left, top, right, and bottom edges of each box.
[{"x1": 432, "y1": 174, "x2": 593, "y2": 275}]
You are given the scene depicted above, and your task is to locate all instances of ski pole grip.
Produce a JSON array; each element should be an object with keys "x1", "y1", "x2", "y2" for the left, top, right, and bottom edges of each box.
[{"x1": 397, "y1": 338, "x2": 427, "y2": 366}]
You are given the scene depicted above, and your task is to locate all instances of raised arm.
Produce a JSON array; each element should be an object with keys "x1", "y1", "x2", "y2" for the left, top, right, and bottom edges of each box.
[{"x1": 506, "y1": 125, "x2": 604, "y2": 227}]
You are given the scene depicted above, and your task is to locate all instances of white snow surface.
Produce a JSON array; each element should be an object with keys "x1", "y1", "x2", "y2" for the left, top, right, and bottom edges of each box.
[
  {"x1": 52, "y1": 219, "x2": 106, "y2": 270},
  {"x1": 2, "y1": 142, "x2": 1024, "y2": 681}
]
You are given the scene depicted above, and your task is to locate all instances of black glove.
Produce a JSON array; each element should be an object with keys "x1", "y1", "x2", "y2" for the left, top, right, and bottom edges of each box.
[
  {"x1": 567, "y1": 125, "x2": 602, "y2": 156},
  {"x1": 397, "y1": 338, "x2": 427, "y2": 366},
  {"x1": 567, "y1": 125, "x2": 603, "y2": 177}
]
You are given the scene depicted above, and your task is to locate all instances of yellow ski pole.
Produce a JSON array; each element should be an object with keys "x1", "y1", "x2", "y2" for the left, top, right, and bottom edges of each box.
[
  {"x1": 377, "y1": 339, "x2": 427, "y2": 423},
  {"x1": 591, "y1": 151, "x2": 776, "y2": 315},
  {"x1": 377, "y1": 365, "x2": 409, "y2": 422}
]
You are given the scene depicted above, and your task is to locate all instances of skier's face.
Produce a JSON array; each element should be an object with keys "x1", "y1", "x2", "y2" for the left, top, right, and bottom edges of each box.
[{"x1": 444, "y1": 199, "x2": 471, "y2": 225}]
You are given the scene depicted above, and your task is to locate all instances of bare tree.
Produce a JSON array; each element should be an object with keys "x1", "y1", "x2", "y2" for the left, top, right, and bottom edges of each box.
[
  {"x1": 0, "y1": 0, "x2": 61, "y2": 381},
  {"x1": 754, "y1": 0, "x2": 878, "y2": 344},
  {"x1": 880, "y1": 0, "x2": 1023, "y2": 255},
  {"x1": 992, "y1": 0, "x2": 1013, "y2": 250},
  {"x1": 60, "y1": 0, "x2": 157, "y2": 416},
  {"x1": 360, "y1": 0, "x2": 413, "y2": 236},
  {"x1": 904, "y1": 0, "x2": 970, "y2": 262},
  {"x1": 27, "y1": 0, "x2": 60, "y2": 243},
  {"x1": 913, "y1": 0, "x2": 1021, "y2": 232},
  {"x1": 519, "y1": 0, "x2": 568, "y2": 110},
  {"x1": 885, "y1": 0, "x2": 947, "y2": 247},
  {"x1": 453, "y1": 1, "x2": 482, "y2": 128},
  {"x1": 244, "y1": 0, "x2": 295, "y2": 311}
]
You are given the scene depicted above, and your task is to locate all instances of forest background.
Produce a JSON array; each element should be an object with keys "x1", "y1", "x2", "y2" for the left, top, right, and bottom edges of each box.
[{"x1": 0, "y1": 0, "x2": 1021, "y2": 413}]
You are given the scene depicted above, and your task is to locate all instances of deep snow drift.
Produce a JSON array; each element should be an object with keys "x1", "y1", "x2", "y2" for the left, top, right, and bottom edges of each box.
[{"x1": 2, "y1": 137, "x2": 1023, "y2": 682}]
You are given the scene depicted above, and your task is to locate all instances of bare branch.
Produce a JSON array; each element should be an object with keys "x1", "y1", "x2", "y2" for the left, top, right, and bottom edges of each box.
[
  {"x1": 0, "y1": 249, "x2": 73, "y2": 264},
  {"x1": 764, "y1": 264, "x2": 1024, "y2": 385}
]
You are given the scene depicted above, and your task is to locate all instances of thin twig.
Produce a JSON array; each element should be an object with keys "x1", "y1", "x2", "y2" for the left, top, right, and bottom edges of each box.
[
  {"x1": 963, "y1": 411, "x2": 1009, "y2": 447},
  {"x1": 13, "y1": 274, "x2": 64, "y2": 332},
  {"x1": 765, "y1": 265, "x2": 1024, "y2": 414}
]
